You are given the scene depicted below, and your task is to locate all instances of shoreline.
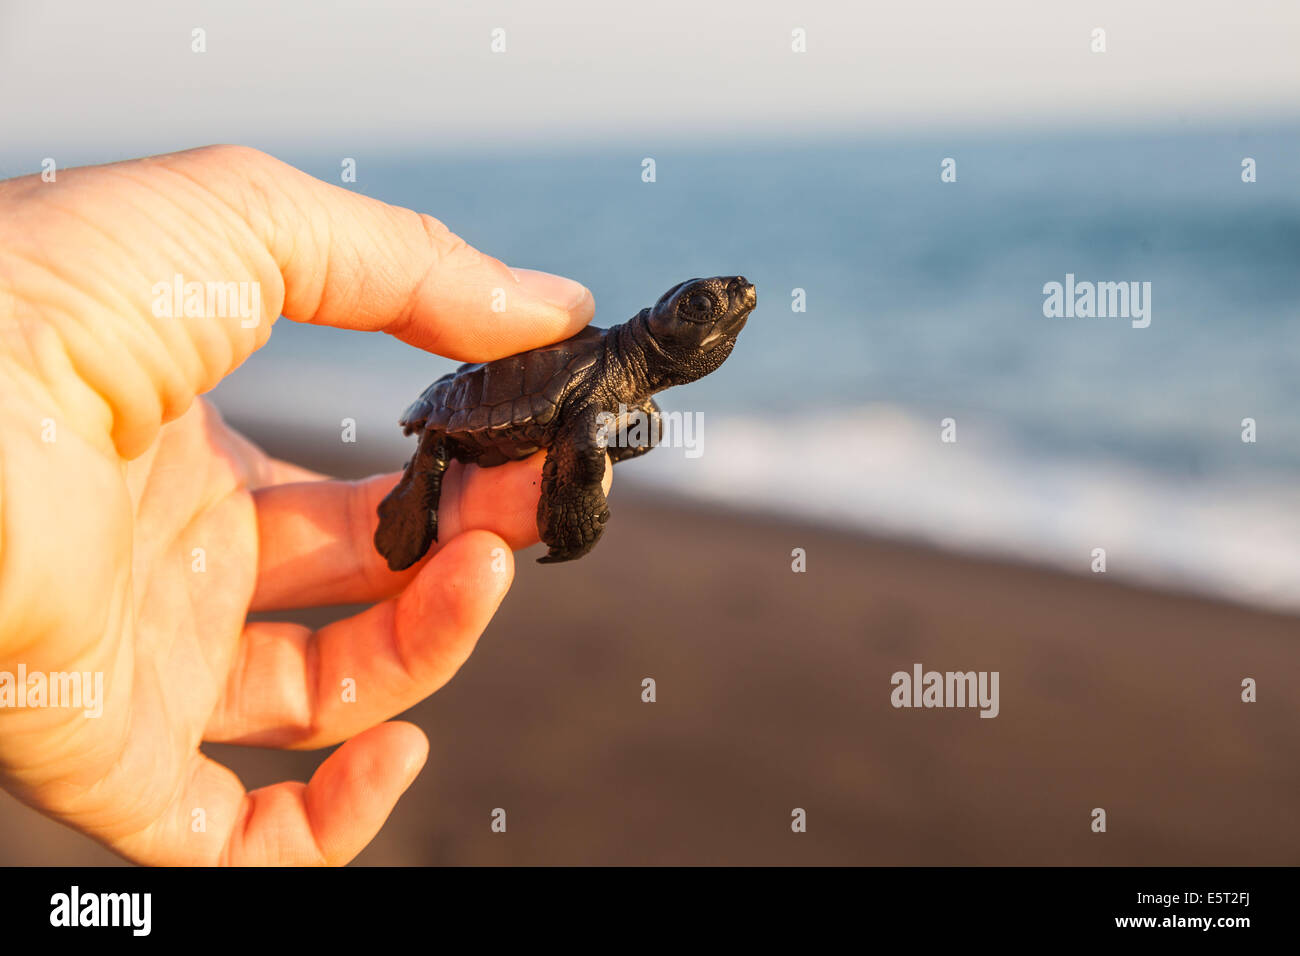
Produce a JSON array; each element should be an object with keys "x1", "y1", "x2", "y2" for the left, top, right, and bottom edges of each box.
[{"x1": 238, "y1": 415, "x2": 1300, "y2": 622}]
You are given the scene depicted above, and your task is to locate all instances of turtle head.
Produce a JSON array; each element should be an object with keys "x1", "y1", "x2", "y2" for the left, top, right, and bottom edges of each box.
[{"x1": 642, "y1": 276, "x2": 756, "y2": 385}]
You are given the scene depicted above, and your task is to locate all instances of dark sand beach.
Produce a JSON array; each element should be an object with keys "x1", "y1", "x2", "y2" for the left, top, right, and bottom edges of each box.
[{"x1": 2, "y1": 430, "x2": 1297, "y2": 865}]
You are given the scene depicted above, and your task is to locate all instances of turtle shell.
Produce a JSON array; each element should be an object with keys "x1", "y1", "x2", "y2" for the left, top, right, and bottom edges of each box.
[{"x1": 399, "y1": 326, "x2": 606, "y2": 439}]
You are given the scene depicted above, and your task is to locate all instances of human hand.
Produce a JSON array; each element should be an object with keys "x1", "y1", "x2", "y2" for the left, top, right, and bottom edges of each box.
[{"x1": 0, "y1": 145, "x2": 605, "y2": 865}]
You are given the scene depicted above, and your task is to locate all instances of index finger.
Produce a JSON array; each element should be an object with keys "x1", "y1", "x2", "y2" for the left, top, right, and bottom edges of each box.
[{"x1": 156, "y1": 145, "x2": 595, "y2": 361}]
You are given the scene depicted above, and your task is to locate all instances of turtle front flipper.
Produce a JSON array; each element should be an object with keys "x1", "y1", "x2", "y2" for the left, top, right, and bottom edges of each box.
[
  {"x1": 536, "y1": 409, "x2": 610, "y2": 563},
  {"x1": 374, "y1": 430, "x2": 450, "y2": 571},
  {"x1": 606, "y1": 398, "x2": 662, "y2": 464}
]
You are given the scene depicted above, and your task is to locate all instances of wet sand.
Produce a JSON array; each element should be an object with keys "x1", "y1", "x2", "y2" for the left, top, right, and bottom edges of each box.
[{"x1": 1, "y1": 433, "x2": 1297, "y2": 865}]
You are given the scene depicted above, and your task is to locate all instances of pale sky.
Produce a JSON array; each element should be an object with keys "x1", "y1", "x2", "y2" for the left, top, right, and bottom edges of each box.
[{"x1": 2, "y1": 0, "x2": 1298, "y2": 165}]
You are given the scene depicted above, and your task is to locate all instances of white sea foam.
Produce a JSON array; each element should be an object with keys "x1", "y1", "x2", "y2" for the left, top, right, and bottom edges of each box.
[
  {"x1": 623, "y1": 405, "x2": 1300, "y2": 614},
  {"x1": 214, "y1": 367, "x2": 1300, "y2": 615}
]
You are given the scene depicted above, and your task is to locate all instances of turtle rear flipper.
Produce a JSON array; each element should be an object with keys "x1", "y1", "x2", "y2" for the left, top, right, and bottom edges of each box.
[{"x1": 374, "y1": 431, "x2": 450, "y2": 571}]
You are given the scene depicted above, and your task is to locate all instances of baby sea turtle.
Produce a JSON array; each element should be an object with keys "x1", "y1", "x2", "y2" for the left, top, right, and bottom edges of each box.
[{"x1": 375, "y1": 275, "x2": 757, "y2": 568}]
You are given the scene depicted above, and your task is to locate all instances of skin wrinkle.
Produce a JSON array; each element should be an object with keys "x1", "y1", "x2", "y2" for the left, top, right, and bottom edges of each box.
[
  {"x1": 33, "y1": 646, "x2": 136, "y2": 825},
  {"x1": 302, "y1": 209, "x2": 336, "y2": 326},
  {"x1": 224, "y1": 151, "x2": 334, "y2": 327},
  {"x1": 15, "y1": 200, "x2": 197, "y2": 425},
  {"x1": 383, "y1": 212, "x2": 461, "y2": 352},
  {"x1": 202, "y1": 148, "x2": 290, "y2": 247},
  {"x1": 0, "y1": 704, "x2": 81, "y2": 784},
  {"x1": 2, "y1": 251, "x2": 142, "y2": 443},
  {"x1": 158, "y1": 756, "x2": 217, "y2": 862},
  {"x1": 302, "y1": 624, "x2": 321, "y2": 743},
  {"x1": 0, "y1": 316, "x2": 88, "y2": 446},
  {"x1": 217, "y1": 622, "x2": 314, "y2": 745},
  {"x1": 174, "y1": 537, "x2": 209, "y2": 707},
  {"x1": 258, "y1": 183, "x2": 330, "y2": 329},
  {"x1": 228, "y1": 626, "x2": 314, "y2": 743},
  {"x1": 345, "y1": 218, "x2": 398, "y2": 329},
  {"x1": 229, "y1": 626, "x2": 269, "y2": 740},
  {"x1": 150, "y1": 152, "x2": 269, "y2": 247},
  {"x1": 84, "y1": 711, "x2": 174, "y2": 849},
  {"x1": 299, "y1": 788, "x2": 332, "y2": 867},
  {"x1": 133, "y1": 420, "x2": 218, "y2": 611},
  {"x1": 32, "y1": 282, "x2": 162, "y2": 458},
  {"x1": 213, "y1": 619, "x2": 255, "y2": 741},
  {"x1": 224, "y1": 775, "x2": 260, "y2": 867},
  {"x1": 109, "y1": 190, "x2": 221, "y2": 397},
  {"x1": 130, "y1": 421, "x2": 247, "y2": 764},
  {"x1": 378, "y1": 597, "x2": 414, "y2": 687},
  {"x1": 165, "y1": 179, "x2": 284, "y2": 317},
  {"x1": 140, "y1": 159, "x2": 285, "y2": 386},
  {"x1": 127, "y1": 448, "x2": 164, "y2": 614}
]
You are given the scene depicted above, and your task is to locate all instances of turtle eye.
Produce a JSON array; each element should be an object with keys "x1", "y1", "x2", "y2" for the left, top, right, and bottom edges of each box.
[{"x1": 685, "y1": 292, "x2": 715, "y2": 315}]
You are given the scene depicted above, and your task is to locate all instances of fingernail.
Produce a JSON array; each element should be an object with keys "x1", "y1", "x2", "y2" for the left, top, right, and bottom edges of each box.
[{"x1": 510, "y1": 267, "x2": 592, "y2": 312}]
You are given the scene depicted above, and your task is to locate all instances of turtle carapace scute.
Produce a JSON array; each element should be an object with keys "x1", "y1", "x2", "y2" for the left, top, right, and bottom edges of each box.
[{"x1": 374, "y1": 275, "x2": 756, "y2": 567}]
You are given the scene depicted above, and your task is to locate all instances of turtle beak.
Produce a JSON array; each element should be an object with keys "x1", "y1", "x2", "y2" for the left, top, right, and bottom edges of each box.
[
  {"x1": 724, "y1": 277, "x2": 756, "y2": 333},
  {"x1": 726, "y1": 276, "x2": 757, "y2": 312},
  {"x1": 699, "y1": 280, "x2": 755, "y2": 350}
]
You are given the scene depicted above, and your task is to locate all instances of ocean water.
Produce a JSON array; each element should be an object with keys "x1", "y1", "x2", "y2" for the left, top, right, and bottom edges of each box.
[{"x1": 212, "y1": 124, "x2": 1300, "y2": 611}]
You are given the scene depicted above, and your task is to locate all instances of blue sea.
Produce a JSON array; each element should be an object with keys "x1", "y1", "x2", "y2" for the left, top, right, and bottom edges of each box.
[{"x1": 213, "y1": 123, "x2": 1300, "y2": 611}]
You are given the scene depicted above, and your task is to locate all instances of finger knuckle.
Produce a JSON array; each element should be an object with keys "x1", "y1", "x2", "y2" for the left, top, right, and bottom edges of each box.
[{"x1": 416, "y1": 213, "x2": 474, "y2": 267}]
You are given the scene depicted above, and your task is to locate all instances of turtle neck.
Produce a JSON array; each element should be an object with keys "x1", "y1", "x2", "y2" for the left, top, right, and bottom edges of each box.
[{"x1": 605, "y1": 310, "x2": 677, "y2": 398}]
